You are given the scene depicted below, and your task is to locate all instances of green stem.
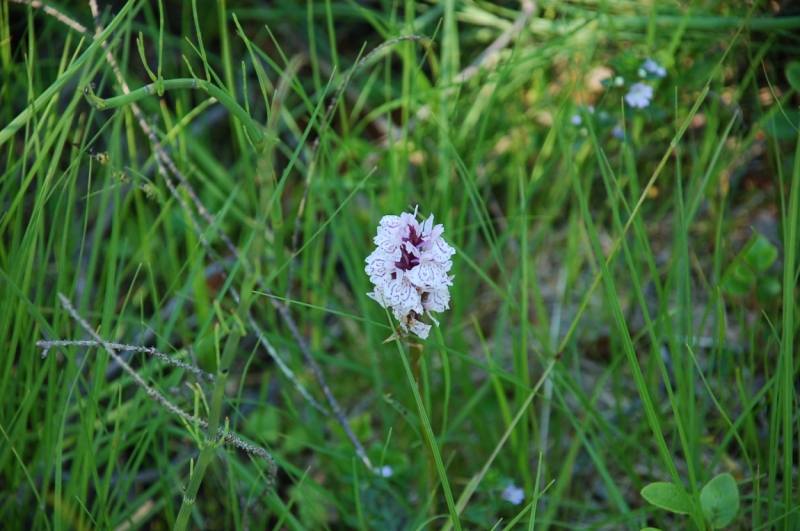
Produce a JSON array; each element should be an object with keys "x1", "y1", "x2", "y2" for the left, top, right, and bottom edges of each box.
[
  {"x1": 411, "y1": 341, "x2": 437, "y2": 522},
  {"x1": 82, "y1": 79, "x2": 268, "y2": 151},
  {"x1": 173, "y1": 324, "x2": 244, "y2": 531},
  {"x1": 397, "y1": 340, "x2": 462, "y2": 531},
  {"x1": 779, "y1": 118, "x2": 800, "y2": 531}
]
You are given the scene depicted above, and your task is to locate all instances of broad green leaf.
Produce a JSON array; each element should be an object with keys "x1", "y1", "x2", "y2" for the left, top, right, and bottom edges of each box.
[
  {"x1": 243, "y1": 407, "x2": 280, "y2": 444},
  {"x1": 756, "y1": 277, "x2": 782, "y2": 304},
  {"x1": 641, "y1": 482, "x2": 693, "y2": 515},
  {"x1": 700, "y1": 473, "x2": 739, "y2": 529},
  {"x1": 787, "y1": 61, "x2": 800, "y2": 92},
  {"x1": 745, "y1": 234, "x2": 778, "y2": 272},
  {"x1": 764, "y1": 108, "x2": 800, "y2": 140},
  {"x1": 640, "y1": 528, "x2": 662, "y2": 531},
  {"x1": 721, "y1": 264, "x2": 755, "y2": 297}
]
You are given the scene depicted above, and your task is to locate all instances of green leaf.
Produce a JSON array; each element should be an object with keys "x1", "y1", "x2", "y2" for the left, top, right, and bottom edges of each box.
[
  {"x1": 787, "y1": 61, "x2": 800, "y2": 92},
  {"x1": 744, "y1": 234, "x2": 778, "y2": 272},
  {"x1": 291, "y1": 482, "x2": 330, "y2": 529},
  {"x1": 721, "y1": 264, "x2": 755, "y2": 297},
  {"x1": 700, "y1": 473, "x2": 740, "y2": 529},
  {"x1": 756, "y1": 276, "x2": 782, "y2": 304},
  {"x1": 641, "y1": 482, "x2": 694, "y2": 515},
  {"x1": 242, "y1": 407, "x2": 280, "y2": 444},
  {"x1": 640, "y1": 528, "x2": 663, "y2": 531},
  {"x1": 764, "y1": 108, "x2": 800, "y2": 140}
]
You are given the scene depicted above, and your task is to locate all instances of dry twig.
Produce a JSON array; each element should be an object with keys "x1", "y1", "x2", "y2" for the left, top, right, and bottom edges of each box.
[
  {"x1": 36, "y1": 339, "x2": 215, "y2": 382},
  {"x1": 55, "y1": 293, "x2": 278, "y2": 490}
]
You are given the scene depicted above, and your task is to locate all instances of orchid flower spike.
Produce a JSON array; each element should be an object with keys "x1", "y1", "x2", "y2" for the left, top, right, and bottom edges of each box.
[{"x1": 365, "y1": 206, "x2": 455, "y2": 340}]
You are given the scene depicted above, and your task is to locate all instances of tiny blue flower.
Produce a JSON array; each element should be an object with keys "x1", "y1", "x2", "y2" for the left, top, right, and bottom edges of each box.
[
  {"x1": 501, "y1": 483, "x2": 525, "y2": 505},
  {"x1": 643, "y1": 57, "x2": 666, "y2": 78},
  {"x1": 624, "y1": 83, "x2": 654, "y2": 109}
]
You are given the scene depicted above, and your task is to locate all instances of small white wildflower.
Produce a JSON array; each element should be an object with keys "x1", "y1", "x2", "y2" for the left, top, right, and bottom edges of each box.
[
  {"x1": 638, "y1": 68, "x2": 647, "y2": 78},
  {"x1": 643, "y1": 57, "x2": 666, "y2": 77},
  {"x1": 614, "y1": 76, "x2": 625, "y2": 87},
  {"x1": 501, "y1": 483, "x2": 525, "y2": 505},
  {"x1": 377, "y1": 465, "x2": 393, "y2": 478},
  {"x1": 366, "y1": 206, "x2": 455, "y2": 340},
  {"x1": 624, "y1": 82, "x2": 654, "y2": 109},
  {"x1": 571, "y1": 105, "x2": 594, "y2": 126},
  {"x1": 612, "y1": 125, "x2": 624, "y2": 139}
]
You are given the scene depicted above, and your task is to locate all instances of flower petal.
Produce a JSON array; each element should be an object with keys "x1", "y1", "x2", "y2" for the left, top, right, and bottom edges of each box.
[
  {"x1": 386, "y1": 273, "x2": 422, "y2": 314},
  {"x1": 366, "y1": 287, "x2": 389, "y2": 308},
  {"x1": 420, "y1": 214, "x2": 434, "y2": 237},
  {"x1": 423, "y1": 222, "x2": 444, "y2": 245},
  {"x1": 409, "y1": 318, "x2": 431, "y2": 339},
  {"x1": 365, "y1": 252, "x2": 396, "y2": 287},
  {"x1": 406, "y1": 260, "x2": 449, "y2": 289},
  {"x1": 501, "y1": 484, "x2": 525, "y2": 505},
  {"x1": 428, "y1": 236, "x2": 456, "y2": 262},
  {"x1": 624, "y1": 83, "x2": 653, "y2": 109},
  {"x1": 422, "y1": 288, "x2": 450, "y2": 313},
  {"x1": 373, "y1": 230, "x2": 402, "y2": 261},
  {"x1": 379, "y1": 215, "x2": 402, "y2": 227}
]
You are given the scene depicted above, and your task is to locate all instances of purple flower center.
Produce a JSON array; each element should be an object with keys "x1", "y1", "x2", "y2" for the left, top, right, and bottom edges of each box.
[{"x1": 395, "y1": 226, "x2": 423, "y2": 271}]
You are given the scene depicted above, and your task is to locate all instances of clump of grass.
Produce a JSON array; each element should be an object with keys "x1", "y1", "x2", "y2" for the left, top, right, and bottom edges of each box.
[{"x1": 1, "y1": 0, "x2": 799, "y2": 529}]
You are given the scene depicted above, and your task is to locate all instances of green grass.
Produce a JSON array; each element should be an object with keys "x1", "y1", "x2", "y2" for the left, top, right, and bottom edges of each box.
[{"x1": 1, "y1": 0, "x2": 799, "y2": 529}]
